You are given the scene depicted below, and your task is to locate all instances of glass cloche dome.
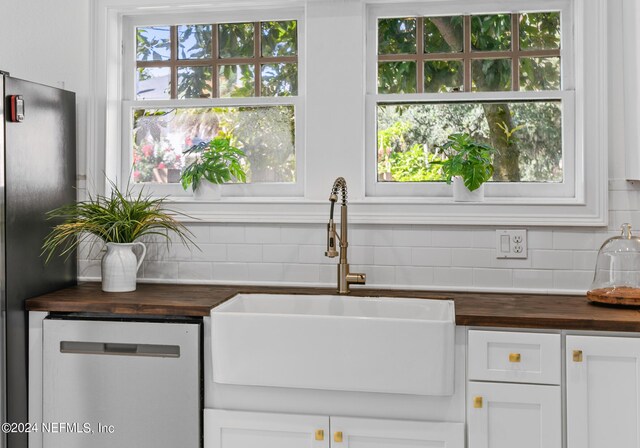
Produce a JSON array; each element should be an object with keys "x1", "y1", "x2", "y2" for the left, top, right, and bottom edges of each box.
[{"x1": 587, "y1": 223, "x2": 640, "y2": 306}]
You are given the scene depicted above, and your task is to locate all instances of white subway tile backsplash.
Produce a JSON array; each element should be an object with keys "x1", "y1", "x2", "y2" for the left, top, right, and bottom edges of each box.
[
  {"x1": 245, "y1": 225, "x2": 281, "y2": 244},
  {"x1": 349, "y1": 246, "x2": 375, "y2": 265},
  {"x1": 142, "y1": 261, "x2": 179, "y2": 280},
  {"x1": 392, "y1": 226, "x2": 432, "y2": 247},
  {"x1": 553, "y1": 270, "x2": 593, "y2": 290},
  {"x1": 374, "y1": 247, "x2": 412, "y2": 266},
  {"x1": 281, "y1": 224, "x2": 326, "y2": 245},
  {"x1": 471, "y1": 230, "x2": 496, "y2": 248},
  {"x1": 395, "y1": 266, "x2": 434, "y2": 286},
  {"x1": 412, "y1": 247, "x2": 452, "y2": 267},
  {"x1": 451, "y1": 248, "x2": 492, "y2": 267},
  {"x1": 354, "y1": 265, "x2": 396, "y2": 285},
  {"x1": 527, "y1": 231, "x2": 554, "y2": 249},
  {"x1": 573, "y1": 251, "x2": 598, "y2": 271},
  {"x1": 263, "y1": 244, "x2": 300, "y2": 263},
  {"x1": 473, "y1": 268, "x2": 512, "y2": 288},
  {"x1": 282, "y1": 264, "x2": 320, "y2": 283},
  {"x1": 211, "y1": 225, "x2": 245, "y2": 244},
  {"x1": 227, "y1": 245, "x2": 262, "y2": 263},
  {"x1": 248, "y1": 263, "x2": 284, "y2": 282},
  {"x1": 212, "y1": 262, "x2": 249, "y2": 281},
  {"x1": 552, "y1": 230, "x2": 604, "y2": 251},
  {"x1": 178, "y1": 262, "x2": 211, "y2": 280},
  {"x1": 350, "y1": 225, "x2": 393, "y2": 246},
  {"x1": 531, "y1": 250, "x2": 573, "y2": 270},
  {"x1": 513, "y1": 270, "x2": 553, "y2": 290},
  {"x1": 298, "y1": 245, "x2": 332, "y2": 264},
  {"x1": 432, "y1": 229, "x2": 475, "y2": 247},
  {"x1": 432, "y1": 267, "x2": 473, "y2": 287}
]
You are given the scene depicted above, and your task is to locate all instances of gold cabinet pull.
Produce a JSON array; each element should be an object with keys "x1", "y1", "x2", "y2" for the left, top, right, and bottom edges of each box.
[
  {"x1": 573, "y1": 350, "x2": 583, "y2": 362},
  {"x1": 334, "y1": 431, "x2": 343, "y2": 443},
  {"x1": 473, "y1": 396, "x2": 483, "y2": 408},
  {"x1": 509, "y1": 353, "x2": 521, "y2": 363},
  {"x1": 315, "y1": 429, "x2": 324, "y2": 441}
]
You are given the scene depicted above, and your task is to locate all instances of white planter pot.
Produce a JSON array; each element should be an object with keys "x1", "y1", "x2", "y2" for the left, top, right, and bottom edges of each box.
[
  {"x1": 193, "y1": 181, "x2": 221, "y2": 200},
  {"x1": 452, "y1": 177, "x2": 485, "y2": 202},
  {"x1": 101, "y1": 242, "x2": 146, "y2": 292}
]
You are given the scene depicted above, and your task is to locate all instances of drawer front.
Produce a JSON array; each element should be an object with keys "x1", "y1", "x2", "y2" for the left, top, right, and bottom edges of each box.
[{"x1": 468, "y1": 330, "x2": 561, "y2": 385}]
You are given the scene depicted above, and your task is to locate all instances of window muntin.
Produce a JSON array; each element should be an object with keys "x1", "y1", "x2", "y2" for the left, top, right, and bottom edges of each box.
[
  {"x1": 135, "y1": 20, "x2": 298, "y2": 99},
  {"x1": 377, "y1": 13, "x2": 561, "y2": 94},
  {"x1": 127, "y1": 17, "x2": 301, "y2": 192},
  {"x1": 371, "y1": 8, "x2": 569, "y2": 191}
]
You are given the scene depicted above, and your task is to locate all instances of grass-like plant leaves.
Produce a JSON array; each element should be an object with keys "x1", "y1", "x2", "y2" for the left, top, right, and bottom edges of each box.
[
  {"x1": 434, "y1": 133, "x2": 495, "y2": 191},
  {"x1": 42, "y1": 180, "x2": 195, "y2": 263},
  {"x1": 181, "y1": 137, "x2": 247, "y2": 191}
]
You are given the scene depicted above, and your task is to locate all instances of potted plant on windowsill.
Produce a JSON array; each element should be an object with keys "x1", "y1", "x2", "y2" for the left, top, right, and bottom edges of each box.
[
  {"x1": 42, "y1": 180, "x2": 195, "y2": 292},
  {"x1": 436, "y1": 133, "x2": 495, "y2": 202},
  {"x1": 180, "y1": 136, "x2": 247, "y2": 200}
]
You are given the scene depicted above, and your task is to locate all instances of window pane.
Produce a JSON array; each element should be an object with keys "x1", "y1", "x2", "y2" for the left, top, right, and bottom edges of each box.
[
  {"x1": 261, "y1": 63, "x2": 298, "y2": 96},
  {"x1": 177, "y1": 66, "x2": 212, "y2": 99},
  {"x1": 136, "y1": 26, "x2": 171, "y2": 61},
  {"x1": 520, "y1": 57, "x2": 560, "y2": 91},
  {"x1": 218, "y1": 23, "x2": 254, "y2": 58},
  {"x1": 520, "y1": 12, "x2": 561, "y2": 50},
  {"x1": 218, "y1": 64, "x2": 255, "y2": 97},
  {"x1": 424, "y1": 16, "x2": 463, "y2": 53},
  {"x1": 132, "y1": 106, "x2": 296, "y2": 184},
  {"x1": 471, "y1": 59, "x2": 512, "y2": 91},
  {"x1": 261, "y1": 21, "x2": 297, "y2": 57},
  {"x1": 378, "y1": 61, "x2": 417, "y2": 94},
  {"x1": 471, "y1": 14, "x2": 512, "y2": 51},
  {"x1": 377, "y1": 101, "x2": 562, "y2": 183},
  {"x1": 378, "y1": 18, "x2": 417, "y2": 55},
  {"x1": 424, "y1": 60, "x2": 463, "y2": 93},
  {"x1": 136, "y1": 67, "x2": 171, "y2": 99},
  {"x1": 177, "y1": 25, "x2": 212, "y2": 60}
]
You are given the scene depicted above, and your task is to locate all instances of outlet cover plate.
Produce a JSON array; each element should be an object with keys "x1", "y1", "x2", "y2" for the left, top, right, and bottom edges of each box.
[{"x1": 496, "y1": 229, "x2": 528, "y2": 259}]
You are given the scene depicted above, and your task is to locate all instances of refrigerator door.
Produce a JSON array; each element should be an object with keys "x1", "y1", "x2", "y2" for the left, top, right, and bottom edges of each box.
[
  {"x1": 42, "y1": 318, "x2": 200, "y2": 448},
  {"x1": 4, "y1": 77, "x2": 77, "y2": 448}
]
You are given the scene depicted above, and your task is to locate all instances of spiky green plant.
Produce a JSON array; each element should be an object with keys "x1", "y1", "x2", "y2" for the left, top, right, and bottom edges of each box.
[
  {"x1": 180, "y1": 136, "x2": 247, "y2": 191},
  {"x1": 42, "y1": 180, "x2": 195, "y2": 262}
]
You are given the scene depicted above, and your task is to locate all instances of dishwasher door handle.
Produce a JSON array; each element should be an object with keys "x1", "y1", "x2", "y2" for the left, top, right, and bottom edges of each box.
[{"x1": 60, "y1": 341, "x2": 180, "y2": 358}]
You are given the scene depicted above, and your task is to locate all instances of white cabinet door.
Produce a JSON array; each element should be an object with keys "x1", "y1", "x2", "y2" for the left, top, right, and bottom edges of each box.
[
  {"x1": 205, "y1": 409, "x2": 329, "y2": 448},
  {"x1": 330, "y1": 416, "x2": 464, "y2": 448},
  {"x1": 467, "y1": 382, "x2": 561, "y2": 448},
  {"x1": 567, "y1": 335, "x2": 640, "y2": 448}
]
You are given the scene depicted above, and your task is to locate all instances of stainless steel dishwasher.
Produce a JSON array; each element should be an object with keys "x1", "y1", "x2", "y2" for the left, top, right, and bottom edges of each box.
[{"x1": 42, "y1": 316, "x2": 200, "y2": 448}]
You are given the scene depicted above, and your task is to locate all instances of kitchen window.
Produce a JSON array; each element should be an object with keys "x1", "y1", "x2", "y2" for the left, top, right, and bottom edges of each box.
[
  {"x1": 366, "y1": 2, "x2": 577, "y2": 199},
  {"x1": 95, "y1": 0, "x2": 606, "y2": 225},
  {"x1": 121, "y1": 11, "x2": 303, "y2": 197}
]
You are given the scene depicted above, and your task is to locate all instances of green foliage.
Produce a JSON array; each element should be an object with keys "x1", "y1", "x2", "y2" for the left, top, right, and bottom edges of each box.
[
  {"x1": 218, "y1": 23, "x2": 255, "y2": 58},
  {"x1": 436, "y1": 133, "x2": 495, "y2": 191},
  {"x1": 424, "y1": 60, "x2": 463, "y2": 93},
  {"x1": 471, "y1": 14, "x2": 511, "y2": 51},
  {"x1": 388, "y1": 145, "x2": 444, "y2": 182},
  {"x1": 378, "y1": 18, "x2": 416, "y2": 54},
  {"x1": 378, "y1": 61, "x2": 417, "y2": 94},
  {"x1": 424, "y1": 16, "x2": 463, "y2": 53},
  {"x1": 261, "y1": 21, "x2": 297, "y2": 56},
  {"x1": 42, "y1": 180, "x2": 195, "y2": 262},
  {"x1": 519, "y1": 13, "x2": 561, "y2": 50},
  {"x1": 181, "y1": 137, "x2": 247, "y2": 190}
]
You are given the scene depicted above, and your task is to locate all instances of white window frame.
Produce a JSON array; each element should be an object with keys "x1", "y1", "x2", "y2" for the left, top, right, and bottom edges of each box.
[
  {"x1": 366, "y1": 0, "x2": 576, "y2": 199},
  {"x1": 90, "y1": 0, "x2": 607, "y2": 226},
  {"x1": 121, "y1": 7, "x2": 305, "y2": 198}
]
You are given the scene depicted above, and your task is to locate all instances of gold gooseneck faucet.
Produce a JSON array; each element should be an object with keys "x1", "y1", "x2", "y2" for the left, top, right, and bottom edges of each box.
[{"x1": 325, "y1": 177, "x2": 366, "y2": 294}]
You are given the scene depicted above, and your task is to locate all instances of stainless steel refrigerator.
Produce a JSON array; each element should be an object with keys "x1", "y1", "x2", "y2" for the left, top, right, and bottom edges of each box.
[{"x1": 0, "y1": 71, "x2": 77, "y2": 448}]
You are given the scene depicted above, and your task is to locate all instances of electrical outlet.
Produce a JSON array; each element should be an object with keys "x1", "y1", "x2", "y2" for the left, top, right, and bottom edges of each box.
[{"x1": 496, "y1": 229, "x2": 528, "y2": 259}]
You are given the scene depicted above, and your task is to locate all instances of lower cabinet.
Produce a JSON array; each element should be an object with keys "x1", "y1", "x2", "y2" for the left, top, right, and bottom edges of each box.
[
  {"x1": 566, "y1": 335, "x2": 640, "y2": 448},
  {"x1": 467, "y1": 381, "x2": 561, "y2": 448},
  {"x1": 205, "y1": 409, "x2": 464, "y2": 448}
]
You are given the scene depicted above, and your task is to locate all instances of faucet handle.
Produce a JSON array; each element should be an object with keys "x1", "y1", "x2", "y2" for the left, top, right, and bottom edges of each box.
[{"x1": 325, "y1": 221, "x2": 339, "y2": 258}]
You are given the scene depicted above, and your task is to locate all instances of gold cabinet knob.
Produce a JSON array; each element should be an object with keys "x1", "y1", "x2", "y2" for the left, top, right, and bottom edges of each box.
[
  {"x1": 573, "y1": 350, "x2": 583, "y2": 362},
  {"x1": 315, "y1": 429, "x2": 324, "y2": 441},
  {"x1": 334, "y1": 431, "x2": 343, "y2": 443},
  {"x1": 509, "y1": 353, "x2": 521, "y2": 363},
  {"x1": 473, "y1": 396, "x2": 483, "y2": 408}
]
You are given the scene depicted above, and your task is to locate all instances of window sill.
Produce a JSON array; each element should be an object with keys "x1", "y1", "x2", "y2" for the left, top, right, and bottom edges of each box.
[{"x1": 164, "y1": 194, "x2": 607, "y2": 226}]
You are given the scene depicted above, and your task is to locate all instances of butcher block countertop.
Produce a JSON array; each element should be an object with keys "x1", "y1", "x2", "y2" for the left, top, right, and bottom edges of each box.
[{"x1": 25, "y1": 282, "x2": 640, "y2": 332}]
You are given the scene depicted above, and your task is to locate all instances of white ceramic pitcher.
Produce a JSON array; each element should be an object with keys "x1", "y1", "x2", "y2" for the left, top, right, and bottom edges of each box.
[{"x1": 101, "y1": 242, "x2": 146, "y2": 292}]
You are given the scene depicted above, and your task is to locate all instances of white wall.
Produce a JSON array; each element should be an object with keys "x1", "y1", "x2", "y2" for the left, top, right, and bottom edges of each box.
[
  {"x1": 0, "y1": 0, "x2": 91, "y2": 185},
  {"x1": 3, "y1": 0, "x2": 638, "y2": 294}
]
